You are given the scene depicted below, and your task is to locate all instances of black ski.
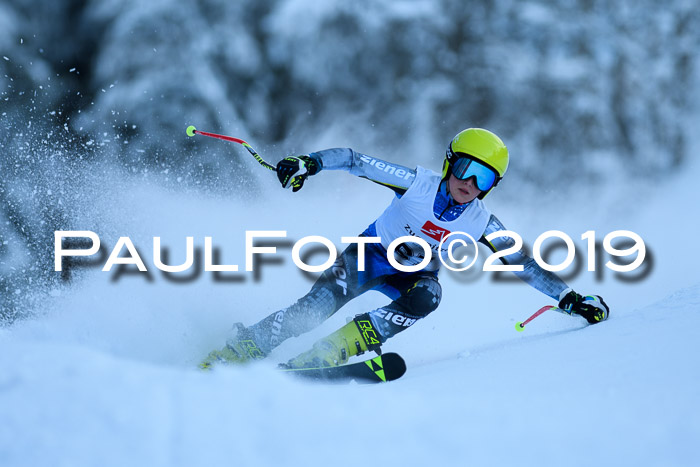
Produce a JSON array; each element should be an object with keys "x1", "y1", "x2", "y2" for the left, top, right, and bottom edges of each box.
[{"x1": 279, "y1": 352, "x2": 406, "y2": 384}]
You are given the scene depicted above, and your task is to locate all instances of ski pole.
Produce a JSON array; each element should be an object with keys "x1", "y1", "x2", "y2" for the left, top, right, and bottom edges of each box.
[
  {"x1": 515, "y1": 305, "x2": 559, "y2": 332},
  {"x1": 185, "y1": 125, "x2": 277, "y2": 172}
]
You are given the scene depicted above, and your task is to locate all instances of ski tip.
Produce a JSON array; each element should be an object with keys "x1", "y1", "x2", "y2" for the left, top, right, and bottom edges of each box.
[
  {"x1": 381, "y1": 352, "x2": 407, "y2": 381},
  {"x1": 186, "y1": 125, "x2": 197, "y2": 137},
  {"x1": 515, "y1": 321, "x2": 525, "y2": 332}
]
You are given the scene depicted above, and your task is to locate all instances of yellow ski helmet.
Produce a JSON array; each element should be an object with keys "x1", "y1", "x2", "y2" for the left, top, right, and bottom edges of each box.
[{"x1": 442, "y1": 128, "x2": 509, "y2": 199}]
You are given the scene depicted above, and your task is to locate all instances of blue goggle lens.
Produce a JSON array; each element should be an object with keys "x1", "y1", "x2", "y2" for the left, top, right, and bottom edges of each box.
[{"x1": 451, "y1": 157, "x2": 498, "y2": 192}]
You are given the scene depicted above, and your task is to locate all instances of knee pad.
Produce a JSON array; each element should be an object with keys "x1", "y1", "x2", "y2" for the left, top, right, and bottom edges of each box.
[{"x1": 398, "y1": 278, "x2": 442, "y2": 317}]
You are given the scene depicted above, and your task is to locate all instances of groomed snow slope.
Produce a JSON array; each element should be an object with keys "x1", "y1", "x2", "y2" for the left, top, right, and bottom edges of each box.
[{"x1": 1, "y1": 152, "x2": 699, "y2": 467}]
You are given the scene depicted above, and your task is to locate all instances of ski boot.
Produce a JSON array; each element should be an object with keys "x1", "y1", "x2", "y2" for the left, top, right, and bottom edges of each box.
[
  {"x1": 199, "y1": 323, "x2": 267, "y2": 370},
  {"x1": 283, "y1": 315, "x2": 382, "y2": 369}
]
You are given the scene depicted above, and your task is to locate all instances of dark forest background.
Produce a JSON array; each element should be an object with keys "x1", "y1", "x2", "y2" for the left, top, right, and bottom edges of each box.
[{"x1": 1, "y1": 0, "x2": 698, "y2": 322}]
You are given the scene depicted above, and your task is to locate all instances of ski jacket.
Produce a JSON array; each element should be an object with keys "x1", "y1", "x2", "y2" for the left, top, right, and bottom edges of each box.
[{"x1": 308, "y1": 148, "x2": 568, "y2": 300}]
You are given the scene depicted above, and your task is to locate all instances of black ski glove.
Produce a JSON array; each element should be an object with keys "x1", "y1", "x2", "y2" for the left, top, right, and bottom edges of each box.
[
  {"x1": 558, "y1": 288, "x2": 610, "y2": 324},
  {"x1": 276, "y1": 155, "x2": 320, "y2": 192}
]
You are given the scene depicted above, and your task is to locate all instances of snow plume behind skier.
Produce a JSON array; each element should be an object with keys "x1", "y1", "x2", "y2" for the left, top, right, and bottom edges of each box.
[{"x1": 201, "y1": 128, "x2": 610, "y2": 370}]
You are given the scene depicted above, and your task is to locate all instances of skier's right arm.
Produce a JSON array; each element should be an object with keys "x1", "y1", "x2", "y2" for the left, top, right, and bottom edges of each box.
[{"x1": 276, "y1": 148, "x2": 416, "y2": 195}]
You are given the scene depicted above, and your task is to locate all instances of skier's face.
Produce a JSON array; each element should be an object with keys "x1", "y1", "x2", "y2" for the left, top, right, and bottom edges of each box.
[{"x1": 448, "y1": 174, "x2": 481, "y2": 204}]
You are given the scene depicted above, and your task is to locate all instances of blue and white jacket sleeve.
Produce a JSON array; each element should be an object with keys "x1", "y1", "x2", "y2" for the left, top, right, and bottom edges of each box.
[
  {"x1": 479, "y1": 214, "x2": 569, "y2": 300},
  {"x1": 308, "y1": 148, "x2": 416, "y2": 195}
]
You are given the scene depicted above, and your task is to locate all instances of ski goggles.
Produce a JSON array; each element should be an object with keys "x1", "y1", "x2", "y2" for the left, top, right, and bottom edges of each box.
[{"x1": 451, "y1": 156, "x2": 499, "y2": 192}]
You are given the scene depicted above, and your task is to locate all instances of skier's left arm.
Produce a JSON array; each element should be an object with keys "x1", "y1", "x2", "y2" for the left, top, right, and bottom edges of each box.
[{"x1": 479, "y1": 215, "x2": 610, "y2": 324}]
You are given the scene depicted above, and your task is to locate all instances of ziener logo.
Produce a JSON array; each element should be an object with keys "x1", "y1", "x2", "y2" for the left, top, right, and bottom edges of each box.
[{"x1": 358, "y1": 155, "x2": 416, "y2": 181}]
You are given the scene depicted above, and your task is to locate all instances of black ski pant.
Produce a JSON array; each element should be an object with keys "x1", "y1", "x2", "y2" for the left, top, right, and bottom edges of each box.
[{"x1": 247, "y1": 241, "x2": 442, "y2": 354}]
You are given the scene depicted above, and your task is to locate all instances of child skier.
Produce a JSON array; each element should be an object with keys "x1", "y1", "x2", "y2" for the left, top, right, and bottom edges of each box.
[{"x1": 201, "y1": 128, "x2": 609, "y2": 369}]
